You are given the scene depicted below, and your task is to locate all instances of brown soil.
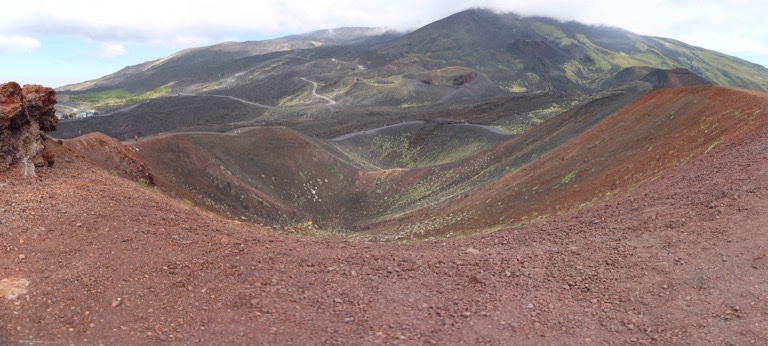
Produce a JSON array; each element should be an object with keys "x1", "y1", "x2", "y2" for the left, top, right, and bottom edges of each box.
[
  {"x1": 2, "y1": 91, "x2": 768, "y2": 345},
  {"x1": 124, "y1": 86, "x2": 768, "y2": 242},
  {"x1": 63, "y1": 132, "x2": 153, "y2": 186}
]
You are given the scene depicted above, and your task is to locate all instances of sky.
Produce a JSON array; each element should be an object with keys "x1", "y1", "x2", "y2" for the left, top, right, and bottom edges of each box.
[{"x1": 2, "y1": 0, "x2": 768, "y2": 88}]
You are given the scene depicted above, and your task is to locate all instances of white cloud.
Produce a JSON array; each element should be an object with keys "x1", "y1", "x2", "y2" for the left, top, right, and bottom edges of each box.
[
  {"x1": 1, "y1": 0, "x2": 766, "y2": 45},
  {"x1": 0, "y1": 35, "x2": 41, "y2": 53},
  {"x1": 0, "y1": 0, "x2": 767, "y2": 66},
  {"x1": 0, "y1": 1, "x2": 485, "y2": 46},
  {"x1": 100, "y1": 43, "x2": 127, "y2": 57}
]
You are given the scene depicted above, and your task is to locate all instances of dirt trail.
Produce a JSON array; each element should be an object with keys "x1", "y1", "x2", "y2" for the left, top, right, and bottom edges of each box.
[
  {"x1": 180, "y1": 93, "x2": 274, "y2": 108},
  {"x1": 1, "y1": 112, "x2": 768, "y2": 345},
  {"x1": 301, "y1": 77, "x2": 337, "y2": 105},
  {"x1": 198, "y1": 94, "x2": 275, "y2": 108}
]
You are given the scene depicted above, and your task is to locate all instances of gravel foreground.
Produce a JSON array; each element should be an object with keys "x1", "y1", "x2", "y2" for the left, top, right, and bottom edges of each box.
[{"x1": 1, "y1": 130, "x2": 767, "y2": 345}]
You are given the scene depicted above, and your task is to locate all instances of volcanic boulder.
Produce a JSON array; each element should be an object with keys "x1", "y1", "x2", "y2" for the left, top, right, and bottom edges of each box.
[{"x1": 0, "y1": 82, "x2": 58, "y2": 172}]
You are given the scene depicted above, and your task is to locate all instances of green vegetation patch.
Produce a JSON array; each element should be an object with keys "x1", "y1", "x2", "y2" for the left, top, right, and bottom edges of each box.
[
  {"x1": 400, "y1": 101, "x2": 431, "y2": 109},
  {"x1": 649, "y1": 37, "x2": 768, "y2": 90},
  {"x1": 492, "y1": 98, "x2": 580, "y2": 135},
  {"x1": 562, "y1": 60, "x2": 587, "y2": 84},
  {"x1": 532, "y1": 22, "x2": 567, "y2": 41},
  {"x1": 705, "y1": 141, "x2": 720, "y2": 154},
  {"x1": 524, "y1": 73, "x2": 541, "y2": 83},
  {"x1": 553, "y1": 170, "x2": 580, "y2": 189},
  {"x1": 71, "y1": 83, "x2": 174, "y2": 109},
  {"x1": 499, "y1": 81, "x2": 527, "y2": 93},
  {"x1": 372, "y1": 133, "x2": 422, "y2": 167},
  {"x1": 560, "y1": 170, "x2": 579, "y2": 185}
]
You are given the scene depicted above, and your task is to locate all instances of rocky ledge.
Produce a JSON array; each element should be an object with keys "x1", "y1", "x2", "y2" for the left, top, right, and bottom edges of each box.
[{"x1": 0, "y1": 82, "x2": 58, "y2": 173}]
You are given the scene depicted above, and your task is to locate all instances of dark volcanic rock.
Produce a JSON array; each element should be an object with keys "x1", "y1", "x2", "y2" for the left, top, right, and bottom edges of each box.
[
  {"x1": 0, "y1": 82, "x2": 58, "y2": 172},
  {"x1": 640, "y1": 67, "x2": 711, "y2": 88},
  {"x1": 23, "y1": 84, "x2": 58, "y2": 132},
  {"x1": 604, "y1": 67, "x2": 710, "y2": 90}
]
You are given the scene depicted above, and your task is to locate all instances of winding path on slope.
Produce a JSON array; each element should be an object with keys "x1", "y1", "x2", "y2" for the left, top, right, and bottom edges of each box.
[
  {"x1": 187, "y1": 76, "x2": 338, "y2": 108},
  {"x1": 195, "y1": 94, "x2": 275, "y2": 109},
  {"x1": 99, "y1": 68, "x2": 336, "y2": 116},
  {"x1": 97, "y1": 93, "x2": 274, "y2": 118},
  {"x1": 300, "y1": 77, "x2": 337, "y2": 105}
]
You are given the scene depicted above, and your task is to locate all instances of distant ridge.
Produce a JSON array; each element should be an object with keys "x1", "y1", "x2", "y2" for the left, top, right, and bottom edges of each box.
[
  {"x1": 603, "y1": 66, "x2": 710, "y2": 89},
  {"x1": 58, "y1": 8, "x2": 768, "y2": 97},
  {"x1": 639, "y1": 67, "x2": 710, "y2": 88},
  {"x1": 56, "y1": 8, "x2": 768, "y2": 141}
]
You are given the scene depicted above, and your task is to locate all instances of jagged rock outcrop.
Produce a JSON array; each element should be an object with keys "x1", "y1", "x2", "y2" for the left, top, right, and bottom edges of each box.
[{"x1": 0, "y1": 82, "x2": 58, "y2": 172}]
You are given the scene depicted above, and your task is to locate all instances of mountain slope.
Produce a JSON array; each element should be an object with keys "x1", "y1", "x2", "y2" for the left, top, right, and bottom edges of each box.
[
  {"x1": 56, "y1": 9, "x2": 768, "y2": 142},
  {"x1": 7, "y1": 9, "x2": 768, "y2": 343},
  {"x1": 404, "y1": 85, "x2": 768, "y2": 237},
  {"x1": 122, "y1": 85, "x2": 768, "y2": 239},
  {"x1": 58, "y1": 27, "x2": 400, "y2": 93},
  {"x1": 67, "y1": 9, "x2": 767, "y2": 98},
  {"x1": 4, "y1": 108, "x2": 768, "y2": 344},
  {"x1": 376, "y1": 9, "x2": 768, "y2": 92}
]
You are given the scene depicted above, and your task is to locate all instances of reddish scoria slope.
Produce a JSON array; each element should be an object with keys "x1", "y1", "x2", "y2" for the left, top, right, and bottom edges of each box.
[
  {"x1": 132, "y1": 127, "x2": 370, "y2": 231},
  {"x1": 131, "y1": 122, "x2": 510, "y2": 234},
  {"x1": 63, "y1": 132, "x2": 153, "y2": 185},
  {"x1": 2, "y1": 94, "x2": 768, "y2": 344},
  {"x1": 364, "y1": 86, "x2": 768, "y2": 238},
  {"x1": 126, "y1": 86, "x2": 768, "y2": 240},
  {"x1": 125, "y1": 91, "x2": 636, "y2": 237}
]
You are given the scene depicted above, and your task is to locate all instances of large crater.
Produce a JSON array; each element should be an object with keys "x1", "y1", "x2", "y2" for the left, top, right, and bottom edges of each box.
[{"x1": 128, "y1": 86, "x2": 767, "y2": 240}]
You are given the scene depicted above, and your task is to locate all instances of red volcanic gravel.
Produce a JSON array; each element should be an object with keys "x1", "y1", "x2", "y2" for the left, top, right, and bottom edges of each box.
[{"x1": 2, "y1": 110, "x2": 768, "y2": 345}]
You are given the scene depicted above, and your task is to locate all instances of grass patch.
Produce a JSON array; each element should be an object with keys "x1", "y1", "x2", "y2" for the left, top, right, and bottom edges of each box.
[
  {"x1": 532, "y1": 22, "x2": 569, "y2": 44},
  {"x1": 560, "y1": 170, "x2": 579, "y2": 184},
  {"x1": 400, "y1": 101, "x2": 431, "y2": 109},
  {"x1": 705, "y1": 141, "x2": 720, "y2": 154},
  {"x1": 554, "y1": 170, "x2": 580, "y2": 189},
  {"x1": 70, "y1": 83, "x2": 174, "y2": 109},
  {"x1": 499, "y1": 81, "x2": 527, "y2": 93}
]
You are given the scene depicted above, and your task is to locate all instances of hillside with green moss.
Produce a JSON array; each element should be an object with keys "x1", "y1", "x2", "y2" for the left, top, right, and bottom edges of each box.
[
  {"x1": 67, "y1": 83, "x2": 174, "y2": 109},
  {"x1": 376, "y1": 10, "x2": 768, "y2": 94},
  {"x1": 56, "y1": 9, "x2": 768, "y2": 140}
]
